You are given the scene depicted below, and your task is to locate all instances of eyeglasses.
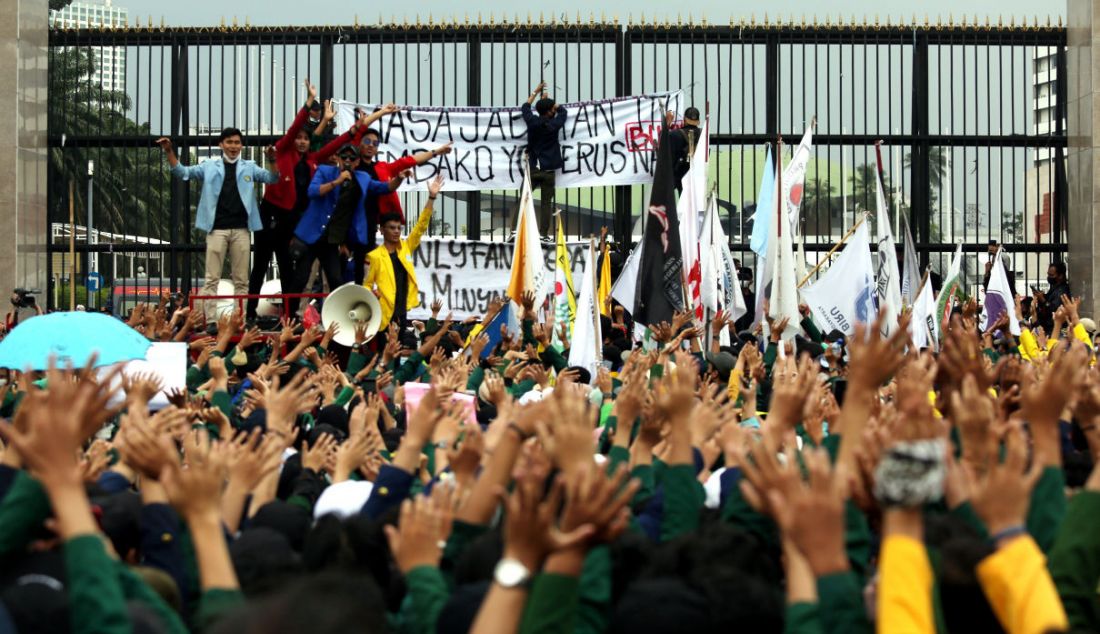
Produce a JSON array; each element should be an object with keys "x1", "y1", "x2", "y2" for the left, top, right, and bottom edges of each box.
[{"x1": 362, "y1": 139, "x2": 381, "y2": 147}]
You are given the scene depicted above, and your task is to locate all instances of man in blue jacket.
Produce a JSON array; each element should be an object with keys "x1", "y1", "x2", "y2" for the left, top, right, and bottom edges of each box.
[
  {"x1": 157, "y1": 128, "x2": 279, "y2": 316},
  {"x1": 521, "y1": 81, "x2": 567, "y2": 237},
  {"x1": 285, "y1": 144, "x2": 406, "y2": 314}
]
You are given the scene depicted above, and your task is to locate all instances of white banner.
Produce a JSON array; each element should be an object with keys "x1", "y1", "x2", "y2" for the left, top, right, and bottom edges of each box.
[
  {"x1": 799, "y1": 222, "x2": 877, "y2": 337},
  {"x1": 333, "y1": 92, "x2": 683, "y2": 192},
  {"x1": 405, "y1": 238, "x2": 590, "y2": 320}
]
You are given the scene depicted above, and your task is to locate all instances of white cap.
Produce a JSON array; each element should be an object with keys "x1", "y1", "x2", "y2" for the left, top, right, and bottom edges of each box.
[{"x1": 313, "y1": 480, "x2": 375, "y2": 521}]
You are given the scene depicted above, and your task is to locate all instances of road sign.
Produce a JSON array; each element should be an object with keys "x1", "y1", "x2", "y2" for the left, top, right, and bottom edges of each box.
[{"x1": 86, "y1": 272, "x2": 103, "y2": 292}]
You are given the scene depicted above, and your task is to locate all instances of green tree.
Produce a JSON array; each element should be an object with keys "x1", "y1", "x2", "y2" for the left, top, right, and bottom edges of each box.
[
  {"x1": 49, "y1": 0, "x2": 74, "y2": 11},
  {"x1": 48, "y1": 47, "x2": 171, "y2": 244}
]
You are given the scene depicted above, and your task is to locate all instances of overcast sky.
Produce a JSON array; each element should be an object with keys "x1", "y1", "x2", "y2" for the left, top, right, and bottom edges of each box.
[{"x1": 114, "y1": 0, "x2": 1065, "y2": 27}]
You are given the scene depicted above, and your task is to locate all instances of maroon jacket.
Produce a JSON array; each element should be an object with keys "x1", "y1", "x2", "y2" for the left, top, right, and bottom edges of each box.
[{"x1": 263, "y1": 106, "x2": 357, "y2": 212}]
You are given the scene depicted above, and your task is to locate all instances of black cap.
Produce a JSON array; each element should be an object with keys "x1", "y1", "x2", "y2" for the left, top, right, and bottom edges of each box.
[
  {"x1": 683, "y1": 106, "x2": 701, "y2": 121},
  {"x1": 309, "y1": 101, "x2": 323, "y2": 111},
  {"x1": 337, "y1": 143, "x2": 360, "y2": 159}
]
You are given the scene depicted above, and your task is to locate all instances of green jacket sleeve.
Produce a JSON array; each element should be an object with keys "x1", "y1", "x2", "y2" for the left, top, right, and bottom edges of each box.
[
  {"x1": 949, "y1": 501, "x2": 990, "y2": 540},
  {"x1": 521, "y1": 319, "x2": 537, "y2": 346},
  {"x1": 575, "y1": 547, "x2": 613, "y2": 634},
  {"x1": 1026, "y1": 466, "x2": 1067, "y2": 553},
  {"x1": 843, "y1": 501, "x2": 872, "y2": 581},
  {"x1": 114, "y1": 563, "x2": 188, "y2": 634},
  {"x1": 397, "y1": 566, "x2": 450, "y2": 634},
  {"x1": 209, "y1": 390, "x2": 233, "y2": 420},
  {"x1": 442, "y1": 520, "x2": 489, "y2": 585},
  {"x1": 193, "y1": 588, "x2": 245, "y2": 633},
  {"x1": 659, "y1": 463, "x2": 704, "y2": 542},
  {"x1": 333, "y1": 385, "x2": 355, "y2": 407},
  {"x1": 720, "y1": 475, "x2": 780, "y2": 555},
  {"x1": 186, "y1": 364, "x2": 208, "y2": 391},
  {"x1": 785, "y1": 602, "x2": 826, "y2": 634},
  {"x1": 1049, "y1": 490, "x2": 1100, "y2": 633},
  {"x1": 815, "y1": 571, "x2": 873, "y2": 634},
  {"x1": 518, "y1": 573, "x2": 580, "y2": 634},
  {"x1": 466, "y1": 366, "x2": 485, "y2": 392},
  {"x1": 346, "y1": 351, "x2": 370, "y2": 376},
  {"x1": 0, "y1": 471, "x2": 51, "y2": 557},
  {"x1": 606, "y1": 444, "x2": 630, "y2": 477},
  {"x1": 394, "y1": 352, "x2": 425, "y2": 384},
  {"x1": 800, "y1": 317, "x2": 823, "y2": 343},
  {"x1": 630, "y1": 464, "x2": 655, "y2": 507},
  {"x1": 65, "y1": 535, "x2": 131, "y2": 634},
  {"x1": 540, "y1": 346, "x2": 569, "y2": 373},
  {"x1": 507, "y1": 379, "x2": 537, "y2": 398}
]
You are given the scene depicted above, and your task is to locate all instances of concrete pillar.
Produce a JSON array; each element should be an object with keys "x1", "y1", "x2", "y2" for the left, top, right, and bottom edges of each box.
[
  {"x1": 0, "y1": 0, "x2": 49, "y2": 301},
  {"x1": 1069, "y1": 0, "x2": 1100, "y2": 318}
]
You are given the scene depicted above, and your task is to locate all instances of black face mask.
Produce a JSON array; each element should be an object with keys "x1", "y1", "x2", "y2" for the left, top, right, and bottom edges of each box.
[{"x1": 1047, "y1": 276, "x2": 1059, "y2": 286}]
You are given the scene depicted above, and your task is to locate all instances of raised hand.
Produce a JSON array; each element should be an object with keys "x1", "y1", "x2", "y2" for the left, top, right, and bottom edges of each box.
[
  {"x1": 384, "y1": 491, "x2": 456, "y2": 573},
  {"x1": 969, "y1": 423, "x2": 1041, "y2": 537}
]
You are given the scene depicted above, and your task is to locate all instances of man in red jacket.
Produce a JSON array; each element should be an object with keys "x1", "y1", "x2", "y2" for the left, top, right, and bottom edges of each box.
[
  {"x1": 352, "y1": 124, "x2": 452, "y2": 284},
  {"x1": 247, "y1": 83, "x2": 396, "y2": 320}
]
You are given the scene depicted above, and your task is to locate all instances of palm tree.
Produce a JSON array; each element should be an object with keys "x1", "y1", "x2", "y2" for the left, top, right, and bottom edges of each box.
[
  {"x1": 903, "y1": 147, "x2": 948, "y2": 202},
  {"x1": 848, "y1": 163, "x2": 877, "y2": 213},
  {"x1": 49, "y1": 46, "x2": 172, "y2": 243}
]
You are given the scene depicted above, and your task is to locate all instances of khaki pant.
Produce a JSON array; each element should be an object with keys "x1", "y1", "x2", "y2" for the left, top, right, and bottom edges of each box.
[{"x1": 202, "y1": 228, "x2": 251, "y2": 316}]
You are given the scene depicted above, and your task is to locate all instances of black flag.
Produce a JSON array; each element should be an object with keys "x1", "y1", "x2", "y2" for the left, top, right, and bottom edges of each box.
[{"x1": 633, "y1": 125, "x2": 684, "y2": 327}]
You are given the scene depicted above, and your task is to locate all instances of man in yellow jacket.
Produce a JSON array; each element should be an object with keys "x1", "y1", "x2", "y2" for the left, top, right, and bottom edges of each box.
[{"x1": 365, "y1": 174, "x2": 444, "y2": 330}]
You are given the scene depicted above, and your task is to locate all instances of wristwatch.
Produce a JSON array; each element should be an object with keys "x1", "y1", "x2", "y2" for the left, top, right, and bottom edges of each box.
[{"x1": 493, "y1": 558, "x2": 532, "y2": 589}]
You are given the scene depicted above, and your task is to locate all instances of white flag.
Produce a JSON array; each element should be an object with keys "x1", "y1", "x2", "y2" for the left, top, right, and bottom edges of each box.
[
  {"x1": 677, "y1": 120, "x2": 708, "y2": 319},
  {"x1": 935, "y1": 244, "x2": 965, "y2": 342},
  {"x1": 751, "y1": 146, "x2": 776, "y2": 327},
  {"x1": 568, "y1": 239, "x2": 603, "y2": 381},
  {"x1": 781, "y1": 126, "x2": 814, "y2": 238},
  {"x1": 611, "y1": 242, "x2": 643, "y2": 318},
  {"x1": 768, "y1": 155, "x2": 801, "y2": 341},
  {"x1": 506, "y1": 169, "x2": 548, "y2": 304},
  {"x1": 874, "y1": 147, "x2": 902, "y2": 337},
  {"x1": 700, "y1": 194, "x2": 747, "y2": 324},
  {"x1": 909, "y1": 275, "x2": 938, "y2": 351},
  {"x1": 980, "y1": 247, "x2": 1021, "y2": 336},
  {"x1": 799, "y1": 222, "x2": 877, "y2": 337},
  {"x1": 899, "y1": 212, "x2": 921, "y2": 306}
]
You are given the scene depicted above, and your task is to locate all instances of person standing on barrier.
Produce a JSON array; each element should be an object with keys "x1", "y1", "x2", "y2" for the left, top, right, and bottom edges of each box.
[
  {"x1": 157, "y1": 129, "x2": 278, "y2": 318},
  {"x1": 521, "y1": 81, "x2": 566, "y2": 238},
  {"x1": 669, "y1": 106, "x2": 702, "y2": 192},
  {"x1": 365, "y1": 174, "x2": 444, "y2": 331},
  {"x1": 286, "y1": 144, "x2": 406, "y2": 316},
  {"x1": 247, "y1": 84, "x2": 395, "y2": 322},
  {"x1": 353, "y1": 116, "x2": 452, "y2": 284}
]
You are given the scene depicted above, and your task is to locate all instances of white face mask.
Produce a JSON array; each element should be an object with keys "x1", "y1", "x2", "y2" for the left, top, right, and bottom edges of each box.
[{"x1": 222, "y1": 153, "x2": 240, "y2": 164}]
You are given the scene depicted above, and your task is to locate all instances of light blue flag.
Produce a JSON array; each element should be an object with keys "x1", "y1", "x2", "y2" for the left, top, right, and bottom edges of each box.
[{"x1": 749, "y1": 145, "x2": 775, "y2": 257}]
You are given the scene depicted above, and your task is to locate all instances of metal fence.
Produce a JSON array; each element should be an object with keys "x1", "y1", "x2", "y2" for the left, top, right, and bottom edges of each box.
[{"x1": 46, "y1": 17, "x2": 1067, "y2": 310}]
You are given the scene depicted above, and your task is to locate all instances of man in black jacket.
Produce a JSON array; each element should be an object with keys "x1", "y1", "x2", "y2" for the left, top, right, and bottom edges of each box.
[
  {"x1": 1035, "y1": 260, "x2": 1070, "y2": 334},
  {"x1": 521, "y1": 81, "x2": 567, "y2": 237},
  {"x1": 669, "y1": 106, "x2": 702, "y2": 192}
]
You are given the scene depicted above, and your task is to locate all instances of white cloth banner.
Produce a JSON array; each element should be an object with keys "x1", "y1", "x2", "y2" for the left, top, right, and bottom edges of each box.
[
  {"x1": 568, "y1": 240, "x2": 603, "y2": 381},
  {"x1": 333, "y1": 92, "x2": 683, "y2": 192},
  {"x1": 799, "y1": 222, "x2": 877, "y2": 337},
  {"x1": 910, "y1": 277, "x2": 938, "y2": 351},
  {"x1": 403, "y1": 238, "x2": 589, "y2": 320}
]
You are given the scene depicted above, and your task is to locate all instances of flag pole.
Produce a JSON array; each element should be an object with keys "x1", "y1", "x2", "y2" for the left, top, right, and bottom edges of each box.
[{"x1": 797, "y1": 211, "x2": 870, "y2": 289}]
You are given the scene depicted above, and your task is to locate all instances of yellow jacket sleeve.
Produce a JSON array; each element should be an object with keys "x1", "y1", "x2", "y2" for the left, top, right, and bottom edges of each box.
[
  {"x1": 877, "y1": 535, "x2": 934, "y2": 634},
  {"x1": 976, "y1": 535, "x2": 1068, "y2": 634},
  {"x1": 727, "y1": 368, "x2": 743, "y2": 402},
  {"x1": 407, "y1": 201, "x2": 435, "y2": 252},
  {"x1": 1019, "y1": 328, "x2": 1039, "y2": 362},
  {"x1": 1073, "y1": 323, "x2": 1093, "y2": 349}
]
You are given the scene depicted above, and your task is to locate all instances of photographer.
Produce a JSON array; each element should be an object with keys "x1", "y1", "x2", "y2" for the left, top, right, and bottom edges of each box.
[{"x1": 6, "y1": 289, "x2": 43, "y2": 330}]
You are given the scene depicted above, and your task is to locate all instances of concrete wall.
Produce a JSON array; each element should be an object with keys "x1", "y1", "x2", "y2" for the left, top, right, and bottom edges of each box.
[
  {"x1": 0, "y1": 0, "x2": 49, "y2": 299},
  {"x1": 1069, "y1": 0, "x2": 1100, "y2": 318}
]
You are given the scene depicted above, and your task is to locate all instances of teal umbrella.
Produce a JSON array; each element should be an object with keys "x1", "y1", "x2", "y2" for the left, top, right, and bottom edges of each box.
[{"x1": 0, "y1": 312, "x2": 151, "y2": 370}]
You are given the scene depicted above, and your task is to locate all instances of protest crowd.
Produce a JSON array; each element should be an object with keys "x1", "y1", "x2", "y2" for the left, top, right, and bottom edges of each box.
[{"x1": 4, "y1": 78, "x2": 1100, "y2": 634}]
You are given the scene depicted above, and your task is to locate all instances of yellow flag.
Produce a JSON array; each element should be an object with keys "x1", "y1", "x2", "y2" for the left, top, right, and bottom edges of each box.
[{"x1": 597, "y1": 241, "x2": 612, "y2": 317}]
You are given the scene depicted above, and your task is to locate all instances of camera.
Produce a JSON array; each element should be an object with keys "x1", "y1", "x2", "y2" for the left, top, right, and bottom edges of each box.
[{"x1": 11, "y1": 289, "x2": 35, "y2": 308}]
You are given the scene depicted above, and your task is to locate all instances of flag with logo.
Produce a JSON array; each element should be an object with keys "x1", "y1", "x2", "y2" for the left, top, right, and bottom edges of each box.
[
  {"x1": 909, "y1": 274, "x2": 938, "y2": 351},
  {"x1": 634, "y1": 125, "x2": 685, "y2": 327},
  {"x1": 506, "y1": 169, "x2": 548, "y2": 304},
  {"x1": 873, "y1": 143, "x2": 903, "y2": 337},
  {"x1": 568, "y1": 239, "x2": 603, "y2": 381},
  {"x1": 552, "y1": 215, "x2": 576, "y2": 347},
  {"x1": 700, "y1": 193, "x2": 747, "y2": 324},
  {"x1": 799, "y1": 221, "x2": 877, "y2": 337},
  {"x1": 935, "y1": 243, "x2": 964, "y2": 340},
  {"x1": 980, "y1": 247, "x2": 1021, "y2": 336},
  {"x1": 781, "y1": 125, "x2": 814, "y2": 238},
  {"x1": 677, "y1": 120, "x2": 709, "y2": 320}
]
